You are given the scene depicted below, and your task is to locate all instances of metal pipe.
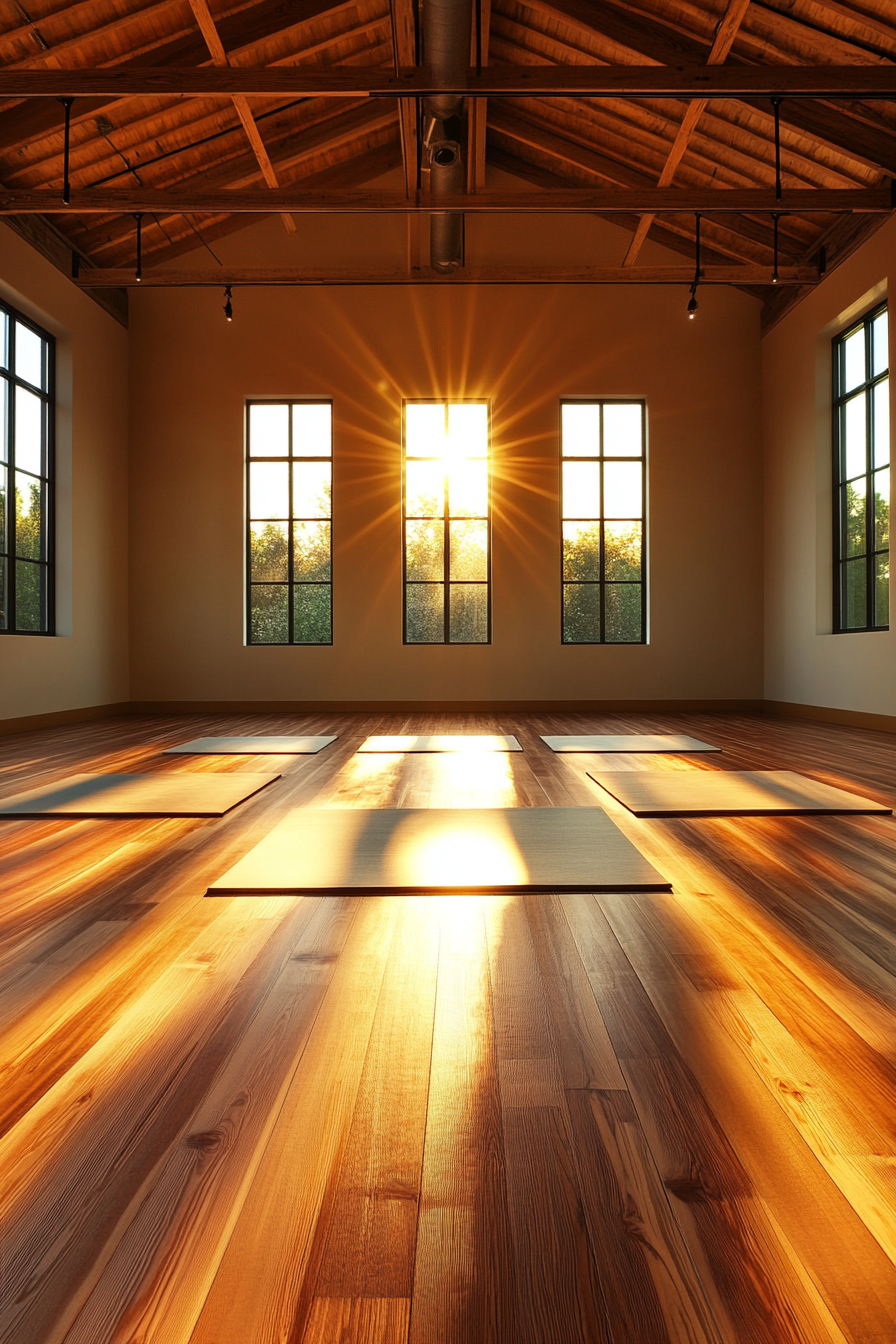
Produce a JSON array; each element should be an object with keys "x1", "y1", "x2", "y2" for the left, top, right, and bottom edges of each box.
[
  {"x1": 430, "y1": 138, "x2": 463, "y2": 272},
  {"x1": 423, "y1": 0, "x2": 472, "y2": 121}
]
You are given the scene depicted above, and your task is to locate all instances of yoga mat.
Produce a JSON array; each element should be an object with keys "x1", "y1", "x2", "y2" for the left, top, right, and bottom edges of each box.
[
  {"x1": 587, "y1": 769, "x2": 890, "y2": 817},
  {"x1": 0, "y1": 772, "x2": 280, "y2": 818}
]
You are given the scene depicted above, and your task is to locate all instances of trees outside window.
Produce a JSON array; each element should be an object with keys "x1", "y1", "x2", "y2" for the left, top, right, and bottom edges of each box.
[
  {"x1": 561, "y1": 400, "x2": 646, "y2": 643},
  {"x1": 833, "y1": 305, "x2": 889, "y2": 632},
  {"x1": 0, "y1": 299, "x2": 54, "y2": 635},
  {"x1": 403, "y1": 401, "x2": 490, "y2": 644},
  {"x1": 247, "y1": 401, "x2": 332, "y2": 644}
]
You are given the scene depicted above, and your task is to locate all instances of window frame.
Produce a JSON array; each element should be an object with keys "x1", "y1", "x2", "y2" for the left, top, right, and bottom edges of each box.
[
  {"x1": 245, "y1": 398, "x2": 334, "y2": 646},
  {"x1": 0, "y1": 296, "x2": 56, "y2": 637},
  {"x1": 559, "y1": 398, "x2": 647, "y2": 645},
  {"x1": 402, "y1": 398, "x2": 492, "y2": 646},
  {"x1": 831, "y1": 302, "x2": 889, "y2": 634}
]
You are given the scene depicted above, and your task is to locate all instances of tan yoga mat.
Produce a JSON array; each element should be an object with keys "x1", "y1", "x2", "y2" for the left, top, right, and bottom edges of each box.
[
  {"x1": 358, "y1": 735, "x2": 522, "y2": 753},
  {"x1": 165, "y1": 735, "x2": 337, "y2": 755},
  {"x1": 587, "y1": 769, "x2": 891, "y2": 817},
  {"x1": 0, "y1": 772, "x2": 280, "y2": 818},
  {"x1": 207, "y1": 806, "x2": 670, "y2": 894},
  {"x1": 542, "y1": 734, "x2": 719, "y2": 753}
]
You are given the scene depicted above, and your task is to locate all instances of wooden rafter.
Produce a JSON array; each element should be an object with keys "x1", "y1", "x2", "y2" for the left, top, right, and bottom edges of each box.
[
  {"x1": 389, "y1": 0, "x2": 418, "y2": 197},
  {"x1": 186, "y1": 0, "x2": 296, "y2": 233},
  {"x1": 623, "y1": 0, "x2": 752, "y2": 266},
  {"x1": 1, "y1": 65, "x2": 894, "y2": 98},
  {"x1": 2, "y1": 186, "x2": 888, "y2": 214},
  {"x1": 467, "y1": 0, "x2": 493, "y2": 193}
]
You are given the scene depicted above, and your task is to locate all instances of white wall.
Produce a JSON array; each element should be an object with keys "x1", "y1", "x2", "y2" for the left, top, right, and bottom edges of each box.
[
  {"x1": 763, "y1": 217, "x2": 894, "y2": 717},
  {"x1": 0, "y1": 224, "x2": 130, "y2": 724},
  {"x1": 128, "y1": 212, "x2": 764, "y2": 706}
]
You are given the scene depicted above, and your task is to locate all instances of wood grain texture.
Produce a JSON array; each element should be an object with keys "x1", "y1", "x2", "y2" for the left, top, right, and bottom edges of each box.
[{"x1": 1, "y1": 709, "x2": 895, "y2": 1344}]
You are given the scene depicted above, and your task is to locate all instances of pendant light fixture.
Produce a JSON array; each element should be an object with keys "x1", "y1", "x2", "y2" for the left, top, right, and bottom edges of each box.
[{"x1": 687, "y1": 213, "x2": 701, "y2": 319}]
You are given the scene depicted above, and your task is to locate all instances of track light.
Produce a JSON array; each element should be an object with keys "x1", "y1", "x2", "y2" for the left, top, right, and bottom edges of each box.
[
  {"x1": 687, "y1": 290, "x2": 699, "y2": 319},
  {"x1": 223, "y1": 285, "x2": 233, "y2": 322},
  {"x1": 687, "y1": 212, "x2": 701, "y2": 320}
]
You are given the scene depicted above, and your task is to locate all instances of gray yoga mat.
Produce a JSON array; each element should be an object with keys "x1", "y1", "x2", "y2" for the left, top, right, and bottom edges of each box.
[
  {"x1": 587, "y1": 769, "x2": 891, "y2": 817},
  {"x1": 358, "y1": 735, "x2": 522, "y2": 753},
  {"x1": 0, "y1": 772, "x2": 280, "y2": 818},
  {"x1": 165, "y1": 735, "x2": 337, "y2": 755},
  {"x1": 541, "y1": 734, "x2": 719, "y2": 753},
  {"x1": 207, "y1": 805, "x2": 670, "y2": 894}
]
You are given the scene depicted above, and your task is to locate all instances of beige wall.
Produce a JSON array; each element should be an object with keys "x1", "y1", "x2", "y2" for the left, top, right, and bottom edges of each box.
[
  {"x1": 129, "y1": 214, "x2": 764, "y2": 705},
  {"x1": 0, "y1": 223, "x2": 129, "y2": 724},
  {"x1": 763, "y1": 218, "x2": 894, "y2": 718}
]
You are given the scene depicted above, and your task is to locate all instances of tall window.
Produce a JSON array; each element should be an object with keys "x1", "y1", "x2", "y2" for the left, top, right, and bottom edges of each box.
[
  {"x1": 561, "y1": 400, "x2": 645, "y2": 644},
  {"x1": 246, "y1": 400, "x2": 332, "y2": 644},
  {"x1": 833, "y1": 304, "x2": 889, "y2": 632},
  {"x1": 403, "y1": 400, "x2": 490, "y2": 644},
  {"x1": 0, "y1": 298, "x2": 54, "y2": 635}
]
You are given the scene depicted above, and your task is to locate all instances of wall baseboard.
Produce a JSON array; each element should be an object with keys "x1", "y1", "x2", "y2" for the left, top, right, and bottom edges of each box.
[
  {"x1": 0, "y1": 702, "x2": 131, "y2": 737},
  {"x1": 4, "y1": 697, "x2": 894, "y2": 735},
  {"x1": 763, "y1": 699, "x2": 896, "y2": 735},
  {"x1": 127, "y1": 699, "x2": 765, "y2": 715}
]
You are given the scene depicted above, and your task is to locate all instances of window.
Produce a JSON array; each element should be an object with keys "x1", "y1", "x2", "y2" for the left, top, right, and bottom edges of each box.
[
  {"x1": 0, "y1": 298, "x2": 55, "y2": 635},
  {"x1": 833, "y1": 304, "x2": 889, "y2": 632},
  {"x1": 246, "y1": 400, "x2": 332, "y2": 644},
  {"x1": 561, "y1": 400, "x2": 646, "y2": 643},
  {"x1": 403, "y1": 400, "x2": 490, "y2": 644}
]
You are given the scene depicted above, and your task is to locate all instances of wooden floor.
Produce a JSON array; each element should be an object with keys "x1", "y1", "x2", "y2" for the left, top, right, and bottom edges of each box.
[{"x1": 1, "y1": 710, "x2": 895, "y2": 1344}]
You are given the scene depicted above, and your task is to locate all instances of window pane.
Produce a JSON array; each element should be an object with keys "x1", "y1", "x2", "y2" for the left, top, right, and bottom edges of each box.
[
  {"x1": 292, "y1": 403, "x2": 331, "y2": 457},
  {"x1": 0, "y1": 464, "x2": 5, "y2": 554},
  {"x1": 406, "y1": 519, "x2": 444, "y2": 580},
  {"x1": 249, "y1": 403, "x2": 289, "y2": 456},
  {"x1": 842, "y1": 393, "x2": 866, "y2": 479},
  {"x1": 842, "y1": 558, "x2": 866, "y2": 628},
  {"x1": 449, "y1": 583, "x2": 488, "y2": 642},
  {"x1": 406, "y1": 583, "x2": 444, "y2": 642},
  {"x1": 562, "y1": 461, "x2": 600, "y2": 518},
  {"x1": 605, "y1": 521, "x2": 642, "y2": 581},
  {"x1": 447, "y1": 403, "x2": 487, "y2": 456},
  {"x1": 406, "y1": 460, "x2": 444, "y2": 517},
  {"x1": 873, "y1": 310, "x2": 889, "y2": 378},
  {"x1": 603, "y1": 403, "x2": 642, "y2": 457},
  {"x1": 875, "y1": 469, "x2": 890, "y2": 550},
  {"x1": 294, "y1": 584, "x2": 331, "y2": 642},
  {"x1": 0, "y1": 381, "x2": 7, "y2": 462},
  {"x1": 250, "y1": 585, "x2": 288, "y2": 642},
  {"x1": 604, "y1": 584, "x2": 641, "y2": 642},
  {"x1": 15, "y1": 473, "x2": 43, "y2": 559},
  {"x1": 0, "y1": 556, "x2": 6, "y2": 629},
  {"x1": 0, "y1": 312, "x2": 7, "y2": 368},
  {"x1": 406, "y1": 403, "x2": 446, "y2": 457},
  {"x1": 874, "y1": 553, "x2": 889, "y2": 626},
  {"x1": 293, "y1": 462, "x2": 331, "y2": 518},
  {"x1": 15, "y1": 322, "x2": 44, "y2": 390},
  {"x1": 250, "y1": 461, "x2": 289, "y2": 518},
  {"x1": 447, "y1": 458, "x2": 488, "y2": 517},
  {"x1": 450, "y1": 520, "x2": 488, "y2": 580},
  {"x1": 294, "y1": 520, "x2": 330, "y2": 581},
  {"x1": 250, "y1": 521, "x2": 288, "y2": 581},
  {"x1": 843, "y1": 479, "x2": 866, "y2": 557},
  {"x1": 874, "y1": 379, "x2": 889, "y2": 468},
  {"x1": 15, "y1": 386, "x2": 43, "y2": 475},
  {"x1": 603, "y1": 461, "x2": 642, "y2": 519},
  {"x1": 563, "y1": 583, "x2": 600, "y2": 642},
  {"x1": 563, "y1": 521, "x2": 600, "y2": 581},
  {"x1": 15, "y1": 559, "x2": 43, "y2": 630},
  {"x1": 561, "y1": 403, "x2": 599, "y2": 457},
  {"x1": 841, "y1": 326, "x2": 865, "y2": 393}
]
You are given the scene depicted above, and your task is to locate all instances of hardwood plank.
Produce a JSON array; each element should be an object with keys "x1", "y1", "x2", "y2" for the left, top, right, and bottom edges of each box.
[
  {"x1": 409, "y1": 897, "x2": 517, "y2": 1344},
  {"x1": 304, "y1": 1296, "x2": 411, "y2": 1343}
]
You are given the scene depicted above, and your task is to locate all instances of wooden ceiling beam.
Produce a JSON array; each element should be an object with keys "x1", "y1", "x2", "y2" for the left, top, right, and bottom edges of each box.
[
  {"x1": 468, "y1": 0, "x2": 492, "y2": 193},
  {"x1": 1, "y1": 65, "x2": 894, "y2": 98},
  {"x1": 522, "y1": 0, "x2": 896, "y2": 174},
  {"x1": 75, "y1": 263, "x2": 820, "y2": 286},
  {"x1": 623, "y1": 0, "x2": 753, "y2": 266},
  {"x1": 4, "y1": 185, "x2": 885, "y2": 214},
  {"x1": 186, "y1": 0, "x2": 296, "y2": 234},
  {"x1": 389, "y1": 0, "x2": 418, "y2": 197}
]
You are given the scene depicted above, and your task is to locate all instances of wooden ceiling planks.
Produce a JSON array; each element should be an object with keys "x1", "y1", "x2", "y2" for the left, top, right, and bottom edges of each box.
[{"x1": 0, "y1": 0, "x2": 891, "y2": 327}]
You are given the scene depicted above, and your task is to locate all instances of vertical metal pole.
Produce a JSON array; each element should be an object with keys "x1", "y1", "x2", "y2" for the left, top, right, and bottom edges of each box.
[
  {"x1": 59, "y1": 97, "x2": 74, "y2": 204},
  {"x1": 772, "y1": 98, "x2": 782, "y2": 201},
  {"x1": 772, "y1": 212, "x2": 780, "y2": 283}
]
